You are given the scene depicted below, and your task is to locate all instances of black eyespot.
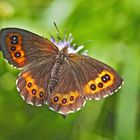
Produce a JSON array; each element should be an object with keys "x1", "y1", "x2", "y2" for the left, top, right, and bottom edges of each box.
[
  {"x1": 10, "y1": 35, "x2": 18, "y2": 40},
  {"x1": 11, "y1": 40, "x2": 18, "y2": 44},
  {"x1": 101, "y1": 74, "x2": 111, "y2": 83},
  {"x1": 10, "y1": 46, "x2": 16, "y2": 51},
  {"x1": 14, "y1": 52, "x2": 21, "y2": 58},
  {"x1": 98, "y1": 82, "x2": 103, "y2": 88},
  {"x1": 39, "y1": 92, "x2": 44, "y2": 98},
  {"x1": 101, "y1": 76, "x2": 107, "y2": 82},
  {"x1": 90, "y1": 84, "x2": 96, "y2": 90},
  {"x1": 10, "y1": 35, "x2": 18, "y2": 44},
  {"x1": 70, "y1": 96, "x2": 74, "y2": 101},
  {"x1": 62, "y1": 98, "x2": 67, "y2": 104},
  {"x1": 53, "y1": 96, "x2": 59, "y2": 102},
  {"x1": 28, "y1": 82, "x2": 32, "y2": 88},
  {"x1": 105, "y1": 74, "x2": 110, "y2": 81},
  {"x1": 32, "y1": 89, "x2": 36, "y2": 95}
]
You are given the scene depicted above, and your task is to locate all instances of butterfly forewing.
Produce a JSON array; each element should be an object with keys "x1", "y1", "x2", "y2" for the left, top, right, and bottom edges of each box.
[{"x1": 0, "y1": 28, "x2": 58, "y2": 68}]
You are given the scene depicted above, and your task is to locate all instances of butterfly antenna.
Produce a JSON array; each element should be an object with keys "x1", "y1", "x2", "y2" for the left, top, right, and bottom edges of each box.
[
  {"x1": 76, "y1": 40, "x2": 93, "y2": 47},
  {"x1": 53, "y1": 22, "x2": 62, "y2": 40},
  {"x1": 63, "y1": 28, "x2": 67, "y2": 41}
]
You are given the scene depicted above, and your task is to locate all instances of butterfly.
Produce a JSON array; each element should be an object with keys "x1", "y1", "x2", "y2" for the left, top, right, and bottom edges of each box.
[{"x1": 0, "y1": 28, "x2": 124, "y2": 115}]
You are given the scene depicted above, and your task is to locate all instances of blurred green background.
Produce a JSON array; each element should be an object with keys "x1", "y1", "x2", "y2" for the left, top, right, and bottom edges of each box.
[{"x1": 0, "y1": 0, "x2": 140, "y2": 140}]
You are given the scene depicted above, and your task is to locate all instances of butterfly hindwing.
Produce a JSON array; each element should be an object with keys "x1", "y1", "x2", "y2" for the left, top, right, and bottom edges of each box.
[
  {"x1": 47, "y1": 62, "x2": 86, "y2": 115},
  {"x1": 0, "y1": 28, "x2": 58, "y2": 68},
  {"x1": 69, "y1": 54, "x2": 124, "y2": 100},
  {"x1": 16, "y1": 54, "x2": 56, "y2": 106}
]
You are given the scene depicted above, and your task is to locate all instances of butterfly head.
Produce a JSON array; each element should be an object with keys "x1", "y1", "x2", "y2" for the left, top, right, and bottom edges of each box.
[
  {"x1": 50, "y1": 33, "x2": 87, "y2": 55},
  {"x1": 59, "y1": 45, "x2": 68, "y2": 55}
]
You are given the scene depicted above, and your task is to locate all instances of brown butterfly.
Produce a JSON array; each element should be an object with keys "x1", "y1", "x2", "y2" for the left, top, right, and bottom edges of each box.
[{"x1": 0, "y1": 28, "x2": 124, "y2": 115}]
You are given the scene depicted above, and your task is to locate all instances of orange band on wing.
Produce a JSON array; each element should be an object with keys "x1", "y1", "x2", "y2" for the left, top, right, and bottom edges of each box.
[
  {"x1": 84, "y1": 70, "x2": 114, "y2": 94},
  {"x1": 6, "y1": 33, "x2": 26, "y2": 66},
  {"x1": 50, "y1": 91, "x2": 80, "y2": 106},
  {"x1": 22, "y1": 72, "x2": 45, "y2": 99}
]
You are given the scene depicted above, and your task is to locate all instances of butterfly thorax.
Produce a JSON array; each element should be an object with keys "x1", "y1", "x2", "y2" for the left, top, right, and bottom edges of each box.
[{"x1": 48, "y1": 46, "x2": 68, "y2": 95}]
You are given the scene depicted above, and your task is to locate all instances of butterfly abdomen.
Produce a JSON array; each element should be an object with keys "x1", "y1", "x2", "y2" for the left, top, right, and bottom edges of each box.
[{"x1": 48, "y1": 50, "x2": 67, "y2": 94}]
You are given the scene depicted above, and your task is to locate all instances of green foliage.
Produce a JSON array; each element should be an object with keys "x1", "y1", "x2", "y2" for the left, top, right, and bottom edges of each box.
[{"x1": 0, "y1": 0, "x2": 140, "y2": 140}]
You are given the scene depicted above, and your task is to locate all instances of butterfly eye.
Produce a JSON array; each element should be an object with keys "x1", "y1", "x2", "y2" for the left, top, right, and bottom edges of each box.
[
  {"x1": 90, "y1": 84, "x2": 96, "y2": 90},
  {"x1": 98, "y1": 82, "x2": 103, "y2": 88},
  {"x1": 62, "y1": 98, "x2": 67, "y2": 104},
  {"x1": 32, "y1": 89, "x2": 37, "y2": 95}
]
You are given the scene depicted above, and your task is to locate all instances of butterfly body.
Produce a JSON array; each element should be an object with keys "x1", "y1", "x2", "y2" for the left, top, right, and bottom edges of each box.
[
  {"x1": 0, "y1": 28, "x2": 124, "y2": 115},
  {"x1": 48, "y1": 47, "x2": 68, "y2": 93}
]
